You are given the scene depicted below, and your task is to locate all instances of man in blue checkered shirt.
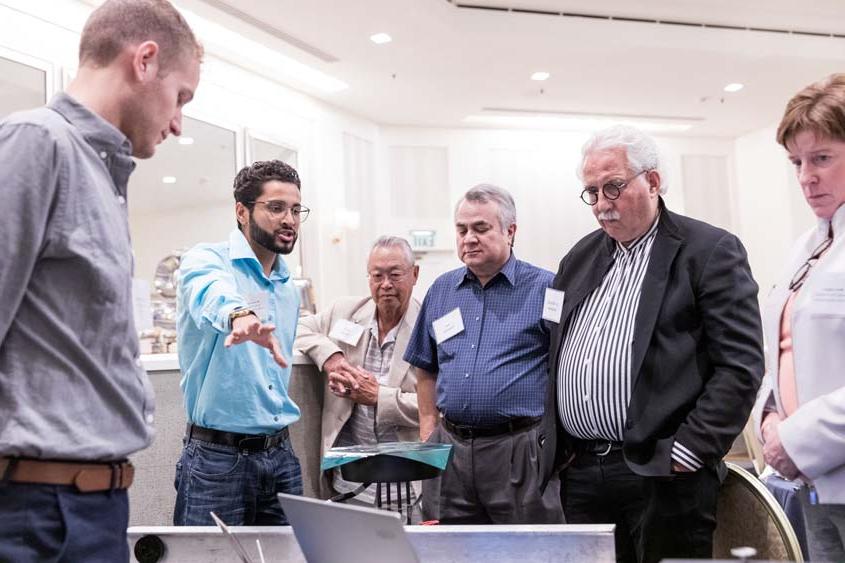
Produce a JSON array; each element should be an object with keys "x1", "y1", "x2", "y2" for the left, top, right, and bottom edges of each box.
[{"x1": 404, "y1": 184, "x2": 564, "y2": 524}]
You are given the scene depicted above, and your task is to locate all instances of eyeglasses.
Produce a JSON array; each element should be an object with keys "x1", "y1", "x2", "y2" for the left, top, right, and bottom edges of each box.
[
  {"x1": 580, "y1": 170, "x2": 648, "y2": 206},
  {"x1": 251, "y1": 200, "x2": 310, "y2": 222},
  {"x1": 789, "y1": 234, "x2": 833, "y2": 291},
  {"x1": 368, "y1": 270, "x2": 411, "y2": 284}
]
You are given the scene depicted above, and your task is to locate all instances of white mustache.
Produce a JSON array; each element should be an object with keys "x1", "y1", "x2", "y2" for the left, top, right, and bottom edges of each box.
[{"x1": 597, "y1": 210, "x2": 621, "y2": 221}]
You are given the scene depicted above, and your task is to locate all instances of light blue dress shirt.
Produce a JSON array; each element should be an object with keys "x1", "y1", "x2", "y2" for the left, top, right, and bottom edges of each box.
[{"x1": 177, "y1": 229, "x2": 301, "y2": 434}]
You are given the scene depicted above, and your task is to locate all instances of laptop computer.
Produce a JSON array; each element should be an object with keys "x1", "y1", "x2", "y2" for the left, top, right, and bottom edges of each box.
[{"x1": 277, "y1": 493, "x2": 420, "y2": 563}]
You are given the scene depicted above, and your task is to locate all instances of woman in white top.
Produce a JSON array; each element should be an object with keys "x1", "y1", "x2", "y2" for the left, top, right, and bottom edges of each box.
[{"x1": 752, "y1": 73, "x2": 845, "y2": 561}]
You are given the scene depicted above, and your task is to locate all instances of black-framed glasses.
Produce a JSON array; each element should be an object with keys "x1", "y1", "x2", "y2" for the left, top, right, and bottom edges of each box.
[
  {"x1": 580, "y1": 170, "x2": 649, "y2": 205},
  {"x1": 789, "y1": 234, "x2": 833, "y2": 291},
  {"x1": 250, "y1": 200, "x2": 310, "y2": 222}
]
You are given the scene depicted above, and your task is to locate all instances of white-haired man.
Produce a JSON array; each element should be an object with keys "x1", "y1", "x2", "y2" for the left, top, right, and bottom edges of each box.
[
  {"x1": 539, "y1": 125, "x2": 764, "y2": 562},
  {"x1": 296, "y1": 236, "x2": 421, "y2": 506}
]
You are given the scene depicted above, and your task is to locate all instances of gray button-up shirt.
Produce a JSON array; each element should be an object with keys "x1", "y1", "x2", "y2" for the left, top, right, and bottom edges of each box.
[{"x1": 0, "y1": 93, "x2": 154, "y2": 461}]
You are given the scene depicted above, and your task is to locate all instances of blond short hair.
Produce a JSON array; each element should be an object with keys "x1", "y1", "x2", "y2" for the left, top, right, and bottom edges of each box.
[
  {"x1": 79, "y1": 0, "x2": 203, "y2": 71},
  {"x1": 777, "y1": 73, "x2": 845, "y2": 147}
]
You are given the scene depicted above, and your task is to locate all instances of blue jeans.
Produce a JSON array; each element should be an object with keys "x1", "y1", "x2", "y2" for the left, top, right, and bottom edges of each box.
[
  {"x1": 0, "y1": 482, "x2": 129, "y2": 563},
  {"x1": 173, "y1": 437, "x2": 303, "y2": 526}
]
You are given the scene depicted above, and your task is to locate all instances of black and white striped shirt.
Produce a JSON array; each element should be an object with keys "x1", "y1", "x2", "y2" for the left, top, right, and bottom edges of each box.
[{"x1": 557, "y1": 216, "x2": 703, "y2": 471}]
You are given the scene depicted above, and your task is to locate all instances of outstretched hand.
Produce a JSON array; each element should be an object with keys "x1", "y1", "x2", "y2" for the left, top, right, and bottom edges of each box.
[{"x1": 225, "y1": 314, "x2": 288, "y2": 368}]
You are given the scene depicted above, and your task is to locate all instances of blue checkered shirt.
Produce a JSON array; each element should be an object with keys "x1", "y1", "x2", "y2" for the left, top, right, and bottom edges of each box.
[{"x1": 404, "y1": 255, "x2": 553, "y2": 426}]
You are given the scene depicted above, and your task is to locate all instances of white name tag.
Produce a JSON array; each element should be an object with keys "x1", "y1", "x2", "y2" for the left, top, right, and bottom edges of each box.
[
  {"x1": 245, "y1": 291, "x2": 270, "y2": 321},
  {"x1": 329, "y1": 319, "x2": 365, "y2": 346},
  {"x1": 811, "y1": 273, "x2": 845, "y2": 317},
  {"x1": 433, "y1": 307, "x2": 465, "y2": 344},
  {"x1": 542, "y1": 288, "x2": 565, "y2": 323}
]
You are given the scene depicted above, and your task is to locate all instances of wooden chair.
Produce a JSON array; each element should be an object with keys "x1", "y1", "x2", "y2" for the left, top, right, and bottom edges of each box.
[{"x1": 713, "y1": 462, "x2": 804, "y2": 561}]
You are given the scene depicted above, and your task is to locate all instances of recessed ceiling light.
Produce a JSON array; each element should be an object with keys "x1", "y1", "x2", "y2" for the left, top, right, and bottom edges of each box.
[
  {"x1": 531, "y1": 71, "x2": 550, "y2": 81},
  {"x1": 162, "y1": 176, "x2": 177, "y2": 184},
  {"x1": 370, "y1": 33, "x2": 392, "y2": 44},
  {"x1": 723, "y1": 83, "x2": 744, "y2": 93},
  {"x1": 178, "y1": 136, "x2": 194, "y2": 145}
]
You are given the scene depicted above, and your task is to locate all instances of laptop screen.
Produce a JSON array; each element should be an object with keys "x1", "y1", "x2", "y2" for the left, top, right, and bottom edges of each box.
[{"x1": 277, "y1": 493, "x2": 420, "y2": 563}]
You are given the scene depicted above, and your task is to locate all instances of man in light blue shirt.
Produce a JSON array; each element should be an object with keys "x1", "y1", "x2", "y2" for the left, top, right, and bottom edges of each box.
[{"x1": 174, "y1": 160, "x2": 311, "y2": 526}]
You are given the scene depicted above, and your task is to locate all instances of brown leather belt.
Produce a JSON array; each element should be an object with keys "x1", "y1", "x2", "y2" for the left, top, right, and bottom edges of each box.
[{"x1": 0, "y1": 458, "x2": 134, "y2": 492}]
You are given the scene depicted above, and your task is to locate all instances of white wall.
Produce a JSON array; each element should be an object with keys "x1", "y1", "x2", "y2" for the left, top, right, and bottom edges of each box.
[
  {"x1": 3, "y1": 0, "x2": 803, "y2": 311},
  {"x1": 376, "y1": 127, "x2": 735, "y2": 283},
  {"x1": 733, "y1": 125, "x2": 816, "y2": 293}
]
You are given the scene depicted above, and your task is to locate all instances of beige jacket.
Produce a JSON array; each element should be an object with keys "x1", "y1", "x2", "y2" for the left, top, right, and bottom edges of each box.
[
  {"x1": 295, "y1": 296, "x2": 421, "y2": 496},
  {"x1": 752, "y1": 205, "x2": 845, "y2": 504}
]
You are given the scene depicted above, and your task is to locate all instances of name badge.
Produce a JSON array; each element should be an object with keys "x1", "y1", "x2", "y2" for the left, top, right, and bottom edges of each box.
[
  {"x1": 329, "y1": 319, "x2": 365, "y2": 346},
  {"x1": 433, "y1": 307, "x2": 465, "y2": 344},
  {"x1": 245, "y1": 291, "x2": 270, "y2": 321},
  {"x1": 542, "y1": 288, "x2": 565, "y2": 323},
  {"x1": 810, "y1": 273, "x2": 845, "y2": 317}
]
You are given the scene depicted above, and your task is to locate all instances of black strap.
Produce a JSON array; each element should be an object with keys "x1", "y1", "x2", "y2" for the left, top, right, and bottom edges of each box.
[{"x1": 186, "y1": 424, "x2": 289, "y2": 451}]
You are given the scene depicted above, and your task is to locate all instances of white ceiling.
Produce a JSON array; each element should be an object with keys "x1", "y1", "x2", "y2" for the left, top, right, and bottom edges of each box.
[{"x1": 187, "y1": 0, "x2": 845, "y2": 137}]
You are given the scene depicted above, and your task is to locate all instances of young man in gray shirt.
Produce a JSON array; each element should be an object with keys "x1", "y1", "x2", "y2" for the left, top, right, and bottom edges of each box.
[{"x1": 0, "y1": 1, "x2": 201, "y2": 560}]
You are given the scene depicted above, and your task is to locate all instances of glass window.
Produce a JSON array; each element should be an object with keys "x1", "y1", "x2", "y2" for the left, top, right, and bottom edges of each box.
[
  {"x1": 250, "y1": 136, "x2": 298, "y2": 169},
  {"x1": 0, "y1": 56, "x2": 47, "y2": 119},
  {"x1": 128, "y1": 116, "x2": 238, "y2": 288}
]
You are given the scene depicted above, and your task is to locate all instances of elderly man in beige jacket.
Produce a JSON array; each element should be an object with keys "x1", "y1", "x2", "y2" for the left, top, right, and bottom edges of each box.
[{"x1": 296, "y1": 236, "x2": 421, "y2": 505}]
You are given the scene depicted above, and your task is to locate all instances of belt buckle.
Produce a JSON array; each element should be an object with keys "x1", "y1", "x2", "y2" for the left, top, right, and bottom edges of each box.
[
  {"x1": 238, "y1": 436, "x2": 263, "y2": 451},
  {"x1": 109, "y1": 462, "x2": 121, "y2": 490},
  {"x1": 448, "y1": 421, "x2": 471, "y2": 439},
  {"x1": 595, "y1": 442, "x2": 613, "y2": 456}
]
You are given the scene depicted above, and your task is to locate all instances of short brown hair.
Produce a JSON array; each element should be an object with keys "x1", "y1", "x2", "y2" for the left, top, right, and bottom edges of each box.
[
  {"x1": 777, "y1": 73, "x2": 845, "y2": 147},
  {"x1": 79, "y1": 0, "x2": 203, "y2": 71}
]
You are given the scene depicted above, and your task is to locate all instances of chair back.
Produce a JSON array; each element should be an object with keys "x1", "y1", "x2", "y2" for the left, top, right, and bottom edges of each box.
[{"x1": 713, "y1": 462, "x2": 803, "y2": 561}]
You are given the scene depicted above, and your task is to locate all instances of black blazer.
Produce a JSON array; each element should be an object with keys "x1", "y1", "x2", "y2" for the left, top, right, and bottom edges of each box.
[{"x1": 540, "y1": 202, "x2": 764, "y2": 486}]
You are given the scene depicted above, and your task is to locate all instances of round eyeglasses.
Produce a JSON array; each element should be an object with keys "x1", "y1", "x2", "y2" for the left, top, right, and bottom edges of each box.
[{"x1": 580, "y1": 170, "x2": 648, "y2": 205}]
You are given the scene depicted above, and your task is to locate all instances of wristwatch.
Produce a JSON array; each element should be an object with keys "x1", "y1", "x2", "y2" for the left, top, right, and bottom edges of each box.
[{"x1": 229, "y1": 307, "x2": 256, "y2": 328}]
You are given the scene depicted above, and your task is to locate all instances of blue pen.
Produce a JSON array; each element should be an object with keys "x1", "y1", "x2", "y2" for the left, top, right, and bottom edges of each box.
[{"x1": 809, "y1": 487, "x2": 818, "y2": 505}]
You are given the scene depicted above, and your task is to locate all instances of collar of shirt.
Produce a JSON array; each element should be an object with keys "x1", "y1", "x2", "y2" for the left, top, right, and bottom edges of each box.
[
  {"x1": 227, "y1": 228, "x2": 291, "y2": 283},
  {"x1": 48, "y1": 92, "x2": 135, "y2": 194},
  {"x1": 456, "y1": 252, "x2": 517, "y2": 289},
  {"x1": 817, "y1": 203, "x2": 845, "y2": 241},
  {"x1": 368, "y1": 314, "x2": 399, "y2": 347},
  {"x1": 615, "y1": 212, "x2": 660, "y2": 255}
]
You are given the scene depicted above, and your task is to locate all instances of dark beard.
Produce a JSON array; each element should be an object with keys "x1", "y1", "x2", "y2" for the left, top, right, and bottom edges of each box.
[{"x1": 249, "y1": 218, "x2": 297, "y2": 255}]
